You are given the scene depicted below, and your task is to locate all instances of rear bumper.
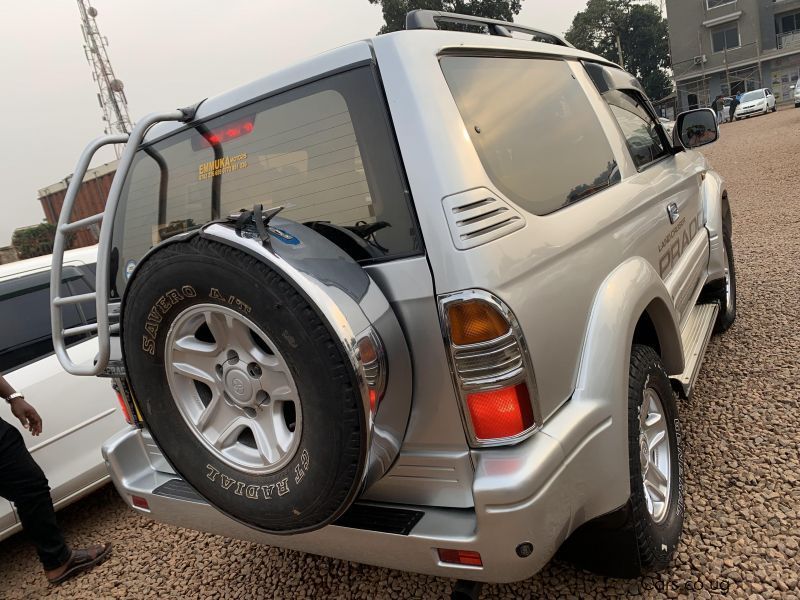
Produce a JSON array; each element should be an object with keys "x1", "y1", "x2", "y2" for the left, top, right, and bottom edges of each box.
[{"x1": 103, "y1": 397, "x2": 620, "y2": 583}]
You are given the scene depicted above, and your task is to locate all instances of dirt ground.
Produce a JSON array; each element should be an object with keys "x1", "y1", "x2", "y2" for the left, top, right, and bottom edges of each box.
[{"x1": 1, "y1": 107, "x2": 799, "y2": 600}]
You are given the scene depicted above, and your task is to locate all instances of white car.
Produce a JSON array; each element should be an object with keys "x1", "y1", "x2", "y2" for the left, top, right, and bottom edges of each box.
[
  {"x1": 794, "y1": 84, "x2": 800, "y2": 108},
  {"x1": 0, "y1": 246, "x2": 126, "y2": 541},
  {"x1": 734, "y1": 88, "x2": 777, "y2": 119}
]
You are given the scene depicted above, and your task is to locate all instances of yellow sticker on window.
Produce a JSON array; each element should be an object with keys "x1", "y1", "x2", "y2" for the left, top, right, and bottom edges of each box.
[{"x1": 198, "y1": 152, "x2": 248, "y2": 181}]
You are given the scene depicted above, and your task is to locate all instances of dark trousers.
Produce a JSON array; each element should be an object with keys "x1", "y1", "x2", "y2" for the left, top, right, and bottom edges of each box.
[{"x1": 0, "y1": 418, "x2": 71, "y2": 570}]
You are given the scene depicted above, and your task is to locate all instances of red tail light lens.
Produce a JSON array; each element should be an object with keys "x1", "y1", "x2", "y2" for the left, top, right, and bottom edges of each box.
[
  {"x1": 437, "y1": 548, "x2": 483, "y2": 567},
  {"x1": 131, "y1": 495, "x2": 149, "y2": 510},
  {"x1": 115, "y1": 390, "x2": 133, "y2": 425},
  {"x1": 466, "y1": 383, "x2": 533, "y2": 441}
]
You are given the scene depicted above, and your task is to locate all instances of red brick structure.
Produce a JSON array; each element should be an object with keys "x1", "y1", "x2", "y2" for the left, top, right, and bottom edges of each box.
[{"x1": 37, "y1": 160, "x2": 117, "y2": 249}]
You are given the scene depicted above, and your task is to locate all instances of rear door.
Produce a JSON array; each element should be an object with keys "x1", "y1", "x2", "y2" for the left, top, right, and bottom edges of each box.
[
  {"x1": 0, "y1": 264, "x2": 122, "y2": 506},
  {"x1": 0, "y1": 499, "x2": 15, "y2": 538},
  {"x1": 584, "y1": 63, "x2": 708, "y2": 325}
]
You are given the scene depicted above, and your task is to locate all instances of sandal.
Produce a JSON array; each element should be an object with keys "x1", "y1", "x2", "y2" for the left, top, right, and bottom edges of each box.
[{"x1": 47, "y1": 543, "x2": 112, "y2": 585}]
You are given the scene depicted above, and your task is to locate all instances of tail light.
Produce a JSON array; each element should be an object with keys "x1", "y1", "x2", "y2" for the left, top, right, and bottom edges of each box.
[
  {"x1": 115, "y1": 389, "x2": 133, "y2": 425},
  {"x1": 356, "y1": 330, "x2": 386, "y2": 415},
  {"x1": 437, "y1": 548, "x2": 483, "y2": 567},
  {"x1": 112, "y1": 379, "x2": 142, "y2": 426},
  {"x1": 439, "y1": 291, "x2": 539, "y2": 447},
  {"x1": 131, "y1": 495, "x2": 150, "y2": 511}
]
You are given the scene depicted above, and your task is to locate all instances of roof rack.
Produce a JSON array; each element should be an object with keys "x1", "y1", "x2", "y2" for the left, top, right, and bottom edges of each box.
[{"x1": 405, "y1": 10, "x2": 572, "y2": 48}]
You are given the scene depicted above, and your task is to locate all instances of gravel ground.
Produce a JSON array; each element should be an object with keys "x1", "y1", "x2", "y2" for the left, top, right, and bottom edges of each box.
[{"x1": 2, "y1": 108, "x2": 799, "y2": 600}]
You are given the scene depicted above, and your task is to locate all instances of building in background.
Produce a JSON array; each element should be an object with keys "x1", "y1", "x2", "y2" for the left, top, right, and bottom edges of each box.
[
  {"x1": 37, "y1": 160, "x2": 117, "y2": 249},
  {"x1": 667, "y1": 0, "x2": 800, "y2": 111}
]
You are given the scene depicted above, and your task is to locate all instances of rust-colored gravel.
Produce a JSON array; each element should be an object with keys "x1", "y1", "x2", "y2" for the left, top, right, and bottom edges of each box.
[{"x1": 1, "y1": 107, "x2": 799, "y2": 600}]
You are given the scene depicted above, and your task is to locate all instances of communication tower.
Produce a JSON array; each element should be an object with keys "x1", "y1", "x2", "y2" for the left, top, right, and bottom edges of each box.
[{"x1": 77, "y1": 0, "x2": 133, "y2": 156}]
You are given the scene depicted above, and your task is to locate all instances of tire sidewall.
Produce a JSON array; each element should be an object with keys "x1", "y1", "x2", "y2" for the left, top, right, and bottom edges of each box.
[
  {"x1": 720, "y1": 231, "x2": 737, "y2": 323},
  {"x1": 628, "y1": 346, "x2": 684, "y2": 566},
  {"x1": 122, "y1": 241, "x2": 365, "y2": 533}
]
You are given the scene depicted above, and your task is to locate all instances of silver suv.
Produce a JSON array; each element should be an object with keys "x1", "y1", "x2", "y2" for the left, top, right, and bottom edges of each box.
[{"x1": 51, "y1": 11, "x2": 735, "y2": 595}]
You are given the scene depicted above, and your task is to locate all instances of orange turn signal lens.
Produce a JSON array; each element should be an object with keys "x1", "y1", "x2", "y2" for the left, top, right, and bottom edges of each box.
[
  {"x1": 448, "y1": 300, "x2": 510, "y2": 346},
  {"x1": 357, "y1": 336, "x2": 378, "y2": 364},
  {"x1": 437, "y1": 548, "x2": 483, "y2": 567},
  {"x1": 466, "y1": 383, "x2": 533, "y2": 441}
]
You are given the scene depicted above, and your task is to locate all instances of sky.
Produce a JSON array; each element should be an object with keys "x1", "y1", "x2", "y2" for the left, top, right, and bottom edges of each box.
[{"x1": 0, "y1": 0, "x2": 589, "y2": 246}]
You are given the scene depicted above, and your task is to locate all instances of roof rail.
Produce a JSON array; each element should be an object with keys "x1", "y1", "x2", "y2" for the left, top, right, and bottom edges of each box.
[{"x1": 405, "y1": 10, "x2": 572, "y2": 48}]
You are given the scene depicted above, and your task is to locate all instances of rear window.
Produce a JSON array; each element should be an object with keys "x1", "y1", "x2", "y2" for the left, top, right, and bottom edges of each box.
[
  {"x1": 112, "y1": 66, "x2": 419, "y2": 295},
  {"x1": 440, "y1": 55, "x2": 619, "y2": 216}
]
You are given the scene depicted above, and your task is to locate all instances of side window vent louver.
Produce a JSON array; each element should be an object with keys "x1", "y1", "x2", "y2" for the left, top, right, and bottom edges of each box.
[{"x1": 442, "y1": 189, "x2": 525, "y2": 250}]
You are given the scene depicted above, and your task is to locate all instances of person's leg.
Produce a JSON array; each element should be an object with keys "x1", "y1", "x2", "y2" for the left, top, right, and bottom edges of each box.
[{"x1": 0, "y1": 419, "x2": 71, "y2": 570}]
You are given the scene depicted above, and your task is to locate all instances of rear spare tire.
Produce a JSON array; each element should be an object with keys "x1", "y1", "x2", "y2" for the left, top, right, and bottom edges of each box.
[{"x1": 122, "y1": 236, "x2": 368, "y2": 534}]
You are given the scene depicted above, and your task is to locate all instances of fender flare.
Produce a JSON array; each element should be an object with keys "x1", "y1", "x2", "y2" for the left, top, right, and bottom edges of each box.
[
  {"x1": 577, "y1": 257, "x2": 683, "y2": 394},
  {"x1": 551, "y1": 257, "x2": 683, "y2": 523},
  {"x1": 702, "y1": 170, "x2": 728, "y2": 284}
]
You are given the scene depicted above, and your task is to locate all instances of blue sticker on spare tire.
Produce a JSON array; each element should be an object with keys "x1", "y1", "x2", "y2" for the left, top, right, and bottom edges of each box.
[
  {"x1": 268, "y1": 226, "x2": 301, "y2": 245},
  {"x1": 125, "y1": 259, "x2": 137, "y2": 280}
]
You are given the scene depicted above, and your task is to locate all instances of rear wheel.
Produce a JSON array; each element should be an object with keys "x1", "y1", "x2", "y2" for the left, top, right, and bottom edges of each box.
[
  {"x1": 559, "y1": 345, "x2": 684, "y2": 577},
  {"x1": 122, "y1": 236, "x2": 367, "y2": 534}
]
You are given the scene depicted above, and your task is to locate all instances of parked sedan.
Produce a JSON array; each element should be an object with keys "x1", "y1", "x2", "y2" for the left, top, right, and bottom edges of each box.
[
  {"x1": 794, "y1": 84, "x2": 800, "y2": 108},
  {"x1": 0, "y1": 246, "x2": 125, "y2": 541},
  {"x1": 734, "y1": 88, "x2": 777, "y2": 119}
]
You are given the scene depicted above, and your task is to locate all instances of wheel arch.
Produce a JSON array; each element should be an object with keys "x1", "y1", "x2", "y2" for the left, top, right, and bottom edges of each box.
[
  {"x1": 576, "y1": 257, "x2": 683, "y2": 396},
  {"x1": 633, "y1": 297, "x2": 683, "y2": 376},
  {"x1": 553, "y1": 257, "x2": 683, "y2": 533}
]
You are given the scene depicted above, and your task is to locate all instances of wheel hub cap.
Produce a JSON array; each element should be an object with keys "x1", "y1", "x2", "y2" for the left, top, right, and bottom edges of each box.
[
  {"x1": 165, "y1": 304, "x2": 302, "y2": 475},
  {"x1": 224, "y1": 367, "x2": 254, "y2": 406}
]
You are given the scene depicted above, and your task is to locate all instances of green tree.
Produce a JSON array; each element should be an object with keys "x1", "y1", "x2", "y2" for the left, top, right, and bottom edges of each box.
[
  {"x1": 566, "y1": 0, "x2": 672, "y2": 101},
  {"x1": 11, "y1": 222, "x2": 57, "y2": 260},
  {"x1": 369, "y1": 0, "x2": 522, "y2": 34}
]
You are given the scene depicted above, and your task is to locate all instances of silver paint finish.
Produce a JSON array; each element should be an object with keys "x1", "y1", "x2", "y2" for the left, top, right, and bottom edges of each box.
[
  {"x1": 104, "y1": 405, "x2": 615, "y2": 583},
  {"x1": 362, "y1": 257, "x2": 473, "y2": 507},
  {"x1": 63, "y1": 22, "x2": 730, "y2": 581}
]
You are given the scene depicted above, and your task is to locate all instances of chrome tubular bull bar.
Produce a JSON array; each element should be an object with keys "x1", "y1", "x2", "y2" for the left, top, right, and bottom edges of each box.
[{"x1": 51, "y1": 110, "x2": 191, "y2": 376}]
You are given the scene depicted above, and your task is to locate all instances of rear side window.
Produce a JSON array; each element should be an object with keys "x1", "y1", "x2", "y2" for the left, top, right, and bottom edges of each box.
[
  {"x1": 113, "y1": 66, "x2": 419, "y2": 294},
  {"x1": 0, "y1": 267, "x2": 95, "y2": 373},
  {"x1": 440, "y1": 55, "x2": 620, "y2": 216}
]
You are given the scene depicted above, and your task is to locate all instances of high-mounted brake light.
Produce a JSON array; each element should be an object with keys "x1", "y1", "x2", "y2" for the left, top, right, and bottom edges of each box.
[
  {"x1": 192, "y1": 116, "x2": 255, "y2": 150},
  {"x1": 439, "y1": 292, "x2": 539, "y2": 447}
]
